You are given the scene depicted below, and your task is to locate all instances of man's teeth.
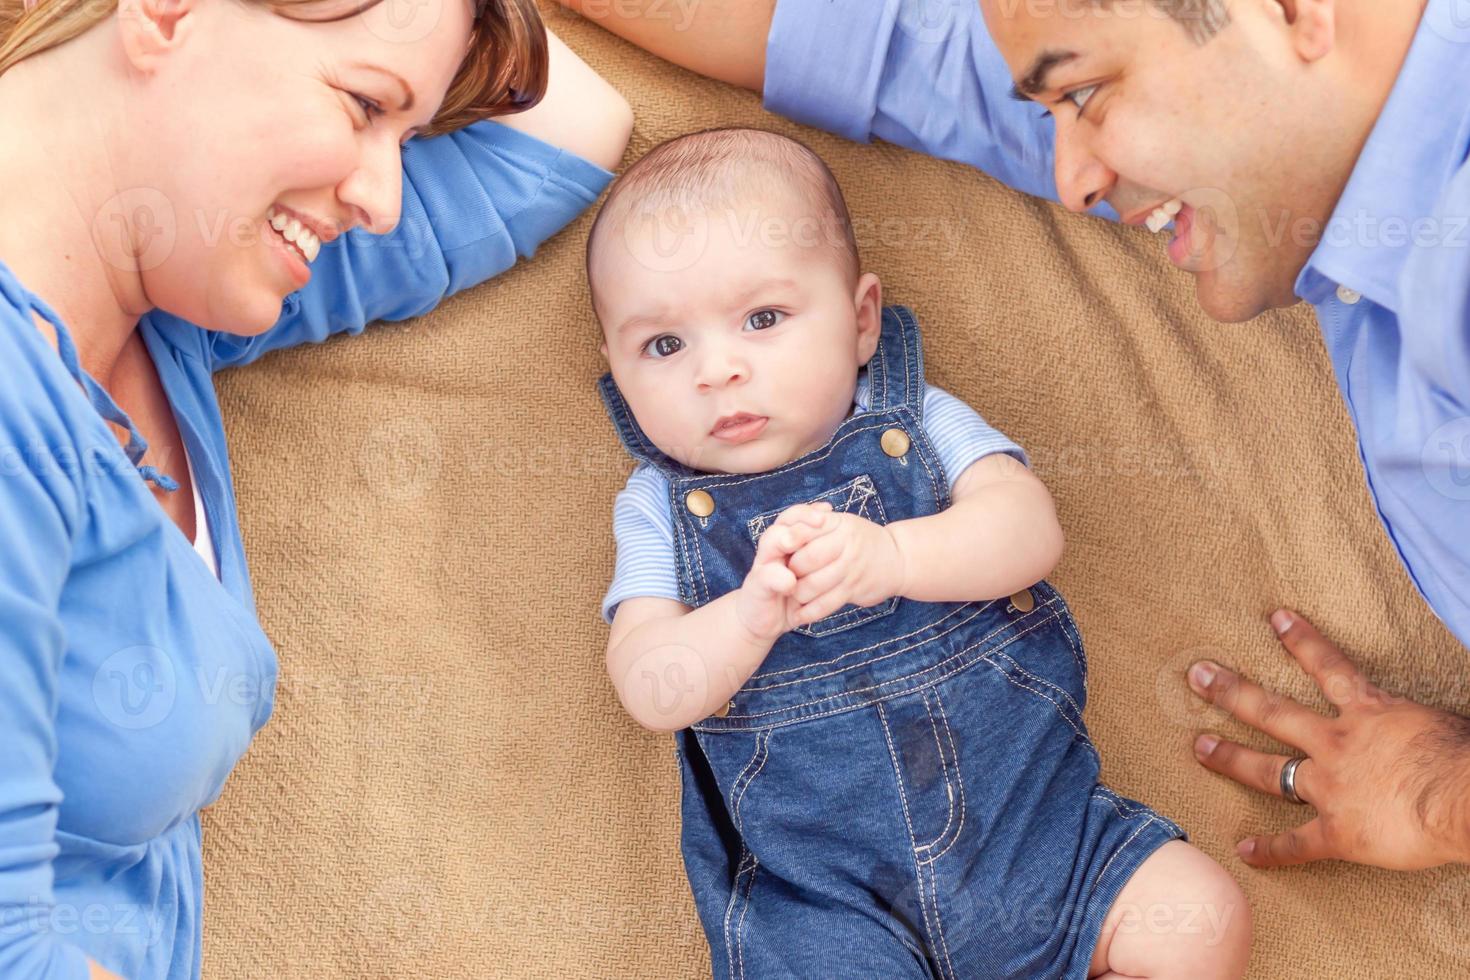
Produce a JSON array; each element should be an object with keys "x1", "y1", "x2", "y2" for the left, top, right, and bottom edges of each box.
[
  {"x1": 1145, "y1": 198, "x2": 1184, "y2": 234},
  {"x1": 267, "y1": 207, "x2": 321, "y2": 263}
]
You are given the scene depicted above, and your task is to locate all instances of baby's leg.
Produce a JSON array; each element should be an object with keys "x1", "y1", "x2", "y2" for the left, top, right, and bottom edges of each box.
[{"x1": 1086, "y1": 840, "x2": 1251, "y2": 979}]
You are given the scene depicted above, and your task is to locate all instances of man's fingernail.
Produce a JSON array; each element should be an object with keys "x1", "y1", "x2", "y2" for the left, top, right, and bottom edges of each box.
[
  {"x1": 1237, "y1": 839, "x2": 1256, "y2": 859},
  {"x1": 1271, "y1": 609, "x2": 1294, "y2": 635},
  {"x1": 1194, "y1": 734, "x2": 1219, "y2": 758},
  {"x1": 1188, "y1": 661, "x2": 1218, "y2": 689}
]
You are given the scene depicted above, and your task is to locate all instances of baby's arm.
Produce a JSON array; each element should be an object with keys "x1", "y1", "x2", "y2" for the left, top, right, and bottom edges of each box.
[
  {"x1": 889, "y1": 452, "x2": 1064, "y2": 602},
  {"x1": 606, "y1": 504, "x2": 833, "y2": 732}
]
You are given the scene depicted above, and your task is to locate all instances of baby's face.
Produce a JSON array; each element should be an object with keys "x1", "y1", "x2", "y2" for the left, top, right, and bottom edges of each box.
[{"x1": 596, "y1": 199, "x2": 880, "y2": 475}]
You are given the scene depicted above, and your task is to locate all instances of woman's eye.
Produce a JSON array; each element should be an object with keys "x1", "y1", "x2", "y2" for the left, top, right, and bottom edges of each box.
[
  {"x1": 745, "y1": 309, "x2": 783, "y2": 331},
  {"x1": 1067, "y1": 85, "x2": 1098, "y2": 112},
  {"x1": 352, "y1": 93, "x2": 385, "y2": 123},
  {"x1": 646, "y1": 335, "x2": 683, "y2": 358}
]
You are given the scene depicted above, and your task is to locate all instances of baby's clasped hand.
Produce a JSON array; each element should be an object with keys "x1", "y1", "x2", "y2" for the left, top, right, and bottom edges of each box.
[
  {"x1": 737, "y1": 500, "x2": 907, "y2": 641},
  {"x1": 787, "y1": 508, "x2": 906, "y2": 627}
]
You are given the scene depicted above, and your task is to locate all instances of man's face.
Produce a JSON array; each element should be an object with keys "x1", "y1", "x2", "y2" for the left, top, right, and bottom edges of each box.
[{"x1": 981, "y1": 0, "x2": 1357, "y2": 322}]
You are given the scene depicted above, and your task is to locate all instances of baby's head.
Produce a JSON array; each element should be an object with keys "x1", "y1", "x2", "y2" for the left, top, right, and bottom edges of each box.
[{"x1": 588, "y1": 128, "x2": 882, "y2": 475}]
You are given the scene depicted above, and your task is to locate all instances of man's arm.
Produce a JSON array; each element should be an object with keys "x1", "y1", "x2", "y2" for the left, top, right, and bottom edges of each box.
[{"x1": 557, "y1": 0, "x2": 1070, "y2": 205}]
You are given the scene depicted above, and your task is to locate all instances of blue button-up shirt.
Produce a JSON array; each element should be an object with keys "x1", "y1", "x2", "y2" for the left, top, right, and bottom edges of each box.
[{"x1": 763, "y1": 0, "x2": 1470, "y2": 647}]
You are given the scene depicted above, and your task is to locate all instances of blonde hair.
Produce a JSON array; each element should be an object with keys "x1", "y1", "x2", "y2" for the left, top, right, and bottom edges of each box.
[{"x1": 0, "y1": 0, "x2": 549, "y2": 138}]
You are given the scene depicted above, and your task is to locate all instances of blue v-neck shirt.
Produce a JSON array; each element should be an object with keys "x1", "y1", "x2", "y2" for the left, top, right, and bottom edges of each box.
[{"x1": 0, "y1": 121, "x2": 610, "y2": 980}]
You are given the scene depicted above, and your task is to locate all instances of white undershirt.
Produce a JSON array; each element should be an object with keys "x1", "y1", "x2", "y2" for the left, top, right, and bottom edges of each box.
[{"x1": 182, "y1": 442, "x2": 218, "y2": 580}]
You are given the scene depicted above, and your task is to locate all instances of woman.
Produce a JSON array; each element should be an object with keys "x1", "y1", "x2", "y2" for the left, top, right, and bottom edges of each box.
[{"x1": 0, "y1": 0, "x2": 631, "y2": 975}]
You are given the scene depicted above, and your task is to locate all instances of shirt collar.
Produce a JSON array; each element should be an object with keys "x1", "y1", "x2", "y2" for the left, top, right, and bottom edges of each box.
[{"x1": 1294, "y1": 0, "x2": 1470, "y2": 311}]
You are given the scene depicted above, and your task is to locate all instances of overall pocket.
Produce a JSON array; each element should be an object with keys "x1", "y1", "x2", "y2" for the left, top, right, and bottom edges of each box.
[{"x1": 745, "y1": 473, "x2": 900, "y2": 638}]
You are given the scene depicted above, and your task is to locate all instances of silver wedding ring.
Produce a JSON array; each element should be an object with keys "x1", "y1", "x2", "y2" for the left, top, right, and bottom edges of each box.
[{"x1": 1280, "y1": 755, "x2": 1309, "y2": 805}]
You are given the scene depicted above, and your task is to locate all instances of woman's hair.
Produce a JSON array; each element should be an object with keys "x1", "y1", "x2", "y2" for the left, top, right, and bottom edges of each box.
[{"x1": 0, "y1": 0, "x2": 548, "y2": 137}]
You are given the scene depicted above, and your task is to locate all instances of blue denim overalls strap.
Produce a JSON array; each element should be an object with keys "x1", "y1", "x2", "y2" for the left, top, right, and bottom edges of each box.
[{"x1": 598, "y1": 305, "x2": 1188, "y2": 979}]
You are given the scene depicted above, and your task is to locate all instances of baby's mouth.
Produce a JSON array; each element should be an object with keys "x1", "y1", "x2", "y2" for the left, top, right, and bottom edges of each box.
[{"x1": 711, "y1": 413, "x2": 768, "y2": 443}]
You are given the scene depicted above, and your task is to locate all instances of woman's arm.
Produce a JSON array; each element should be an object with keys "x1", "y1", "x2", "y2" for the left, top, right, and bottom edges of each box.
[{"x1": 493, "y1": 27, "x2": 633, "y2": 170}]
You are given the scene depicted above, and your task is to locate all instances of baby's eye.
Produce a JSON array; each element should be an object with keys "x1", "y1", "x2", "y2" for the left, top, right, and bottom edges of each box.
[
  {"x1": 1067, "y1": 85, "x2": 1098, "y2": 112},
  {"x1": 745, "y1": 309, "x2": 783, "y2": 331},
  {"x1": 645, "y1": 334, "x2": 683, "y2": 358}
]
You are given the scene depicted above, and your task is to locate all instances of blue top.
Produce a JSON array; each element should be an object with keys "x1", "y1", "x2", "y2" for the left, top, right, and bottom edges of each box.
[
  {"x1": 600, "y1": 376, "x2": 1026, "y2": 623},
  {"x1": 0, "y1": 121, "x2": 611, "y2": 980},
  {"x1": 765, "y1": 0, "x2": 1470, "y2": 646}
]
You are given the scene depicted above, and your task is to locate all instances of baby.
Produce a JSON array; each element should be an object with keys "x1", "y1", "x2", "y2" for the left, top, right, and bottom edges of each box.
[{"x1": 590, "y1": 128, "x2": 1250, "y2": 979}]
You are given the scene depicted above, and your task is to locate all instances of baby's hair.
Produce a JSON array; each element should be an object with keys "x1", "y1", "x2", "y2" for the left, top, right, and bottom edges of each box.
[{"x1": 585, "y1": 127, "x2": 860, "y2": 314}]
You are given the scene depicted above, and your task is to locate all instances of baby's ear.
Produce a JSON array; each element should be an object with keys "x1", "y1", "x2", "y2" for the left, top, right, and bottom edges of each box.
[{"x1": 853, "y1": 272, "x2": 883, "y2": 363}]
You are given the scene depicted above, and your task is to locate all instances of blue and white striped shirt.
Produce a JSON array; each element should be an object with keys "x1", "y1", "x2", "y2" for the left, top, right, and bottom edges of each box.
[{"x1": 602, "y1": 375, "x2": 1026, "y2": 623}]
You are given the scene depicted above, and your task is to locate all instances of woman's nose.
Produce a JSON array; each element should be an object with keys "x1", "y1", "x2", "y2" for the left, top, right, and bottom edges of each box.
[
  {"x1": 337, "y1": 137, "x2": 405, "y2": 237},
  {"x1": 1053, "y1": 117, "x2": 1117, "y2": 214}
]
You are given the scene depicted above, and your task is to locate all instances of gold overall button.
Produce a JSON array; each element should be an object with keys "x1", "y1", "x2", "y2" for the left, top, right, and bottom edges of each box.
[
  {"x1": 685, "y1": 489, "x2": 715, "y2": 517},
  {"x1": 880, "y1": 428, "x2": 911, "y2": 458},
  {"x1": 713, "y1": 700, "x2": 731, "y2": 718},
  {"x1": 1010, "y1": 588, "x2": 1036, "y2": 614}
]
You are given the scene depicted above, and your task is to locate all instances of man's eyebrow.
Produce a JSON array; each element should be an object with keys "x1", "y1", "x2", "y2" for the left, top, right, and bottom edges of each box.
[
  {"x1": 1008, "y1": 50, "x2": 1080, "y2": 101},
  {"x1": 349, "y1": 61, "x2": 416, "y2": 112}
]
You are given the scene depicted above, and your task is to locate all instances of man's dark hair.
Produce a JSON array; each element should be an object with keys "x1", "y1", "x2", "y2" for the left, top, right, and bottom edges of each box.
[{"x1": 1096, "y1": 0, "x2": 1231, "y2": 44}]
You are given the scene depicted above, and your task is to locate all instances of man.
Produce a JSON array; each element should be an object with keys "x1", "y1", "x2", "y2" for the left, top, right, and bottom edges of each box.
[{"x1": 558, "y1": 0, "x2": 1470, "y2": 871}]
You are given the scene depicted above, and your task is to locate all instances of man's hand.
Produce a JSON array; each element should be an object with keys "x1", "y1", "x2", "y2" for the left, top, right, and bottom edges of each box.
[
  {"x1": 1188, "y1": 609, "x2": 1470, "y2": 870},
  {"x1": 786, "y1": 511, "x2": 906, "y2": 626}
]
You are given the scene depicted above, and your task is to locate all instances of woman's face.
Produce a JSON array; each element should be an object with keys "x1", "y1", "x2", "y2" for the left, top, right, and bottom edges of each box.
[{"x1": 118, "y1": 0, "x2": 475, "y2": 335}]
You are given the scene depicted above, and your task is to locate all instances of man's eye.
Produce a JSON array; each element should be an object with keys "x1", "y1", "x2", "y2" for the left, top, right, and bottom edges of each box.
[
  {"x1": 1066, "y1": 85, "x2": 1098, "y2": 112},
  {"x1": 745, "y1": 309, "x2": 783, "y2": 331},
  {"x1": 646, "y1": 335, "x2": 683, "y2": 358}
]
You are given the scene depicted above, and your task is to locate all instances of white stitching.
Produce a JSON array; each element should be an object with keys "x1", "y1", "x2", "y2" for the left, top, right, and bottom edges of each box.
[
  {"x1": 991, "y1": 650, "x2": 1084, "y2": 718},
  {"x1": 877, "y1": 702, "x2": 939, "y2": 970},
  {"x1": 695, "y1": 611, "x2": 1065, "y2": 731},
  {"x1": 922, "y1": 688, "x2": 967, "y2": 865},
  {"x1": 746, "y1": 597, "x2": 1014, "y2": 688},
  {"x1": 738, "y1": 605, "x2": 1061, "y2": 713},
  {"x1": 978, "y1": 653, "x2": 1090, "y2": 744},
  {"x1": 916, "y1": 692, "x2": 954, "y2": 854},
  {"x1": 1095, "y1": 815, "x2": 1157, "y2": 888}
]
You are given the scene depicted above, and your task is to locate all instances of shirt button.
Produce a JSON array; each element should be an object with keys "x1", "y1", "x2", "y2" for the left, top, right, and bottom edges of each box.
[
  {"x1": 880, "y1": 428, "x2": 911, "y2": 458},
  {"x1": 685, "y1": 489, "x2": 715, "y2": 518},
  {"x1": 1336, "y1": 284, "x2": 1362, "y2": 305},
  {"x1": 1010, "y1": 589, "x2": 1036, "y2": 614}
]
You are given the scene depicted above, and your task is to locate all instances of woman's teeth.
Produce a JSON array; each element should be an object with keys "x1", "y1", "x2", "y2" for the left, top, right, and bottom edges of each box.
[
  {"x1": 267, "y1": 206, "x2": 321, "y2": 263},
  {"x1": 1145, "y1": 198, "x2": 1184, "y2": 234}
]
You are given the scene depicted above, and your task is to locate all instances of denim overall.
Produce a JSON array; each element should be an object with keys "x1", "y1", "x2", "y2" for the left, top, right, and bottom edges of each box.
[{"x1": 599, "y1": 306, "x2": 1186, "y2": 979}]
